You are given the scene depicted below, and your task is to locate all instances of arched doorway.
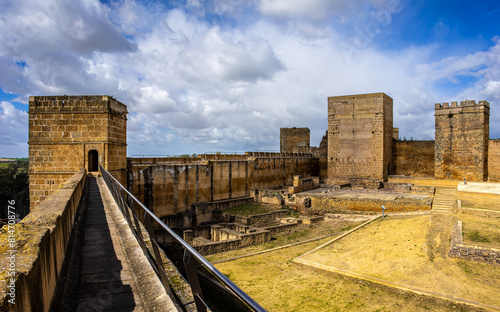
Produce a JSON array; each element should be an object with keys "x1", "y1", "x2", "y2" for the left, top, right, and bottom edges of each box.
[{"x1": 88, "y1": 150, "x2": 98, "y2": 172}]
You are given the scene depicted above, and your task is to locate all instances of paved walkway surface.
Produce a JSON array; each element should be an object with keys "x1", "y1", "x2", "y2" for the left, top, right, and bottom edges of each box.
[{"x1": 77, "y1": 176, "x2": 145, "y2": 312}]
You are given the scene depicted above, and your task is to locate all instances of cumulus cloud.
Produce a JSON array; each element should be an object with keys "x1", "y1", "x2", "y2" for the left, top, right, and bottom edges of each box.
[
  {"x1": 0, "y1": 102, "x2": 28, "y2": 157},
  {"x1": 0, "y1": 0, "x2": 499, "y2": 156}
]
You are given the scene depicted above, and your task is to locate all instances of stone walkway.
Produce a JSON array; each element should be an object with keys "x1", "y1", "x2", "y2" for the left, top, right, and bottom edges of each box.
[{"x1": 77, "y1": 176, "x2": 145, "y2": 312}]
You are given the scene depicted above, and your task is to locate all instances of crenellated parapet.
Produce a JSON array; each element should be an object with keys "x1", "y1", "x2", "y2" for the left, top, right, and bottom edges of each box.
[
  {"x1": 29, "y1": 95, "x2": 127, "y2": 118},
  {"x1": 435, "y1": 100, "x2": 490, "y2": 114}
]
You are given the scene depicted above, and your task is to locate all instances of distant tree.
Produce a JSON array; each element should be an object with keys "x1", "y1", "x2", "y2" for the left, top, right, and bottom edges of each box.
[{"x1": 0, "y1": 161, "x2": 29, "y2": 219}]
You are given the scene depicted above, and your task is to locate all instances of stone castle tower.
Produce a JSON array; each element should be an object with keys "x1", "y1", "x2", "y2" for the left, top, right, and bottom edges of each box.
[
  {"x1": 280, "y1": 127, "x2": 310, "y2": 153},
  {"x1": 28, "y1": 95, "x2": 127, "y2": 209},
  {"x1": 434, "y1": 100, "x2": 490, "y2": 181},
  {"x1": 327, "y1": 93, "x2": 393, "y2": 185}
]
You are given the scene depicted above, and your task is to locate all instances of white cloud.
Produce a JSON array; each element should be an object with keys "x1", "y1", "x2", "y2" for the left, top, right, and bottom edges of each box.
[
  {"x1": 258, "y1": 0, "x2": 394, "y2": 21},
  {"x1": 1, "y1": 0, "x2": 499, "y2": 156},
  {"x1": 0, "y1": 102, "x2": 28, "y2": 157}
]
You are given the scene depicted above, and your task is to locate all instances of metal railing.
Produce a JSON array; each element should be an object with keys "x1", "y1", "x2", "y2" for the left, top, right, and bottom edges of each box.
[{"x1": 99, "y1": 165, "x2": 266, "y2": 312}]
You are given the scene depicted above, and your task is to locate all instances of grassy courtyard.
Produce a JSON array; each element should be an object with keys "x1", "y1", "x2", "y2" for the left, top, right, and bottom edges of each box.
[
  {"x1": 208, "y1": 214, "x2": 499, "y2": 311},
  {"x1": 300, "y1": 215, "x2": 500, "y2": 307}
]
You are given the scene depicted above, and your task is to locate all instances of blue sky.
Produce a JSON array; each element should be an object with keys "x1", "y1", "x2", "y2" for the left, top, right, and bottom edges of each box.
[{"x1": 1, "y1": 0, "x2": 500, "y2": 157}]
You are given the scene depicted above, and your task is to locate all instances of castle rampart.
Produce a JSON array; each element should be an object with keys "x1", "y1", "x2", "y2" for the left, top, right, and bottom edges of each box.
[
  {"x1": 392, "y1": 140, "x2": 435, "y2": 177},
  {"x1": 127, "y1": 155, "x2": 319, "y2": 223}
]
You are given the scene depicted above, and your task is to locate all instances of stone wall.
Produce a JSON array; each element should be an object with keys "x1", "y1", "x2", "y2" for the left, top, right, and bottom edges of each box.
[
  {"x1": 310, "y1": 131, "x2": 328, "y2": 181},
  {"x1": 489, "y1": 139, "x2": 500, "y2": 182},
  {"x1": 192, "y1": 223, "x2": 272, "y2": 255},
  {"x1": 392, "y1": 140, "x2": 434, "y2": 177},
  {"x1": 28, "y1": 95, "x2": 127, "y2": 209},
  {"x1": 231, "y1": 210, "x2": 289, "y2": 225},
  {"x1": 307, "y1": 195, "x2": 431, "y2": 212},
  {"x1": 162, "y1": 197, "x2": 254, "y2": 229},
  {"x1": 250, "y1": 156, "x2": 318, "y2": 189},
  {"x1": 387, "y1": 176, "x2": 461, "y2": 187},
  {"x1": 393, "y1": 127, "x2": 399, "y2": 140},
  {"x1": 448, "y1": 221, "x2": 499, "y2": 265},
  {"x1": 0, "y1": 170, "x2": 86, "y2": 311},
  {"x1": 434, "y1": 100, "x2": 489, "y2": 181},
  {"x1": 255, "y1": 189, "x2": 285, "y2": 206},
  {"x1": 327, "y1": 93, "x2": 393, "y2": 185},
  {"x1": 280, "y1": 127, "x2": 310, "y2": 153},
  {"x1": 264, "y1": 223, "x2": 298, "y2": 236},
  {"x1": 128, "y1": 155, "x2": 319, "y2": 219}
]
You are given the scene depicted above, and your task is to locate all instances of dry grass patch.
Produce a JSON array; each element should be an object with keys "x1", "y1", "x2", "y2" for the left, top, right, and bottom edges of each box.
[
  {"x1": 300, "y1": 215, "x2": 500, "y2": 307},
  {"x1": 458, "y1": 212, "x2": 500, "y2": 246},
  {"x1": 206, "y1": 219, "x2": 362, "y2": 263},
  {"x1": 213, "y1": 235, "x2": 483, "y2": 311},
  {"x1": 459, "y1": 193, "x2": 500, "y2": 211}
]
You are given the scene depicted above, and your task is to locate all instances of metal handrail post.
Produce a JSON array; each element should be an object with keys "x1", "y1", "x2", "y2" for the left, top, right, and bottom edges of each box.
[{"x1": 183, "y1": 250, "x2": 208, "y2": 312}]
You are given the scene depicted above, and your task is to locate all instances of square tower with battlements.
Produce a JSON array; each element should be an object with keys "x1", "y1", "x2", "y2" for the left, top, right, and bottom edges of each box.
[
  {"x1": 28, "y1": 95, "x2": 127, "y2": 209},
  {"x1": 434, "y1": 100, "x2": 489, "y2": 181},
  {"x1": 327, "y1": 93, "x2": 393, "y2": 186}
]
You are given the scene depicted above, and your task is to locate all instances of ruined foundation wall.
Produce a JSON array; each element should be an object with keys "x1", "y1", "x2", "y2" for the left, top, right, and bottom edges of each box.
[
  {"x1": 392, "y1": 140, "x2": 435, "y2": 177},
  {"x1": 434, "y1": 100, "x2": 489, "y2": 181},
  {"x1": 448, "y1": 221, "x2": 499, "y2": 265},
  {"x1": 488, "y1": 139, "x2": 500, "y2": 182},
  {"x1": 308, "y1": 196, "x2": 431, "y2": 212}
]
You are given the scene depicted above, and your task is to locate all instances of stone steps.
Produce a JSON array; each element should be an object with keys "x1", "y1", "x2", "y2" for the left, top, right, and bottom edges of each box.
[{"x1": 431, "y1": 187, "x2": 457, "y2": 213}]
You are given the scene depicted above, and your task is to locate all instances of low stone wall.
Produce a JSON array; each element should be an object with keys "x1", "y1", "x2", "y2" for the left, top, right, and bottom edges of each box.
[
  {"x1": 193, "y1": 238, "x2": 242, "y2": 255},
  {"x1": 448, "y1": 221, "x2": 500, "y2": 265},
  {"x1": 388, "y1": 176, "x2": 460, "y2": 187},
  {"x1": 384, "y1": 183, "x2": 435, "y2": 196},
  {"x1": 232, "y1": 210, "x2": 289, "y2": 225},
  {"x1": 457, "y1": 182, "x2": 500, "y2": 195},
  {"x1": 161, "y1": 197, "x2": 254, "y2": 228},
  {"x1": 255, "y1": 189, "x2": 285, "y2": 206},
  {"x1": 0, "y1": 169, "x2": 86, "y2": 311},
  {"x1": 264, "y1": 223, "x2": 298, "y2": 236},
  {"x1": 308, "y1": 196, "x2": 431, "y2": 212},
  {"x1": 301, "y1": 216, "x2": 324, "y2": 224},
  {"x1": 288, "y1": 175, "x2": 318, "y2": 194},
  {"x1": 193, "y1": 223, "x2": 272, "y2": 255}
]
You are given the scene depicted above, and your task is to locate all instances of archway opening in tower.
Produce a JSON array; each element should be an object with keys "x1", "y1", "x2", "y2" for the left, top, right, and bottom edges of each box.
[{"x1": 88, "y1": 150, "x2": 98, "y2": 172}]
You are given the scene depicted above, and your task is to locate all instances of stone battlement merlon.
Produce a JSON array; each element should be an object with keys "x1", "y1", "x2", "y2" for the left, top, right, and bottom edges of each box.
[
  {"x1": 434, "y1": 100, "x2": 490, "y2": 110},
  {"x1": 29, "y1": 95, "x2": 128, "y2": 119}
]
